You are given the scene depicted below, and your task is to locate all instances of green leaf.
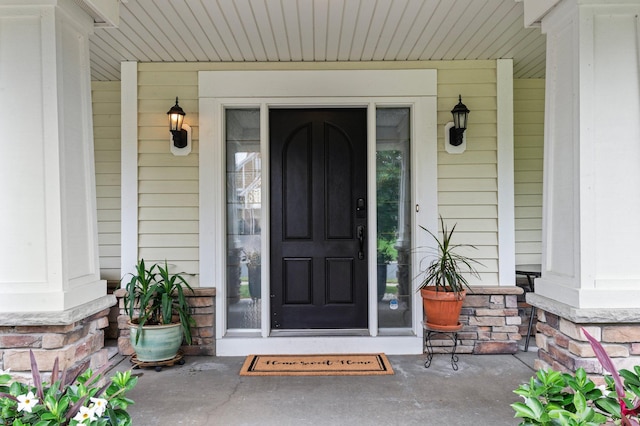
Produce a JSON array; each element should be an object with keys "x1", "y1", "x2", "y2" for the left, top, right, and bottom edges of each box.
[
  {"x1": 512, "y1": 402, "x2": 539, "y2": 420},
  {"x1": 573, "y1": 391, "x2": 588, "y2": 413}
]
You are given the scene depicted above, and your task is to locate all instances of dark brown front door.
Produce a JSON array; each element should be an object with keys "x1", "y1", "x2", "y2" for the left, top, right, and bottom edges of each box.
[{"x1": 270, "y1": 108, "x2": 368, "y2": 330}]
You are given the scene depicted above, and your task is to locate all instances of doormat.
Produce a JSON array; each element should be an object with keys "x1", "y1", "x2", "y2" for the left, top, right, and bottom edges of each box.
[{"x1": 239, "y1": 353, "x2": 394, "y2": 376}]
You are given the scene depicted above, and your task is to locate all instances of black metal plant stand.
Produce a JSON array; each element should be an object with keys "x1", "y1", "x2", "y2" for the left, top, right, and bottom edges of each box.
[{"x1": 423, "y1": 324, "x2": 463, "y2": 371}]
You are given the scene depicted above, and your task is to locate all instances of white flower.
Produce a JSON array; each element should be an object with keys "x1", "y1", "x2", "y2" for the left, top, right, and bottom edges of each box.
[
  {"x1": 90, "y1": 397, "x2": 108, "y2": 417},
  {"x1": 0, "y1": 368, "x2": 10, "y2": 374},
  {"x1": 73, "y1": 406, "x2": 97, "y2": 423},
  {"x1": 16, "y1": 391, "x2": 38, "y2": 413}
]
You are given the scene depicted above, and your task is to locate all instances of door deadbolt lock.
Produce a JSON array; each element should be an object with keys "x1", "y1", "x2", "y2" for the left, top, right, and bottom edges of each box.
[{"x1": 356, "y1": 197, "x2": 366, "y2": 218}]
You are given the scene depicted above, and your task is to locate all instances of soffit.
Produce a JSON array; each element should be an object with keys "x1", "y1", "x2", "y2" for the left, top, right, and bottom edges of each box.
[{"x1": 90, "y1": 0, "x2": 546, "y2": 81}]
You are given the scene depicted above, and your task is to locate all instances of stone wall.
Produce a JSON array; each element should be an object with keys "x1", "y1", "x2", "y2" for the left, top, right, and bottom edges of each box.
[
  {"x1": 114, "y1": 288, "x2": 215, "y2": 357},
  {"x1": 427, "y1": 286, "x2": 524, "y2": 354},
  {"x1": 534, "y1": 310, "x2": 640, "y2": 374},
  {"x1": 0, "y1": 304, "x2": 113, "y2": 378},
  {"x1": 114, "y1": 286, "x2": 523, "y2": 357}
]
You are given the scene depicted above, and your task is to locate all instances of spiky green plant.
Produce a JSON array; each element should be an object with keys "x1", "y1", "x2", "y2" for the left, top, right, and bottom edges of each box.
[
  {"x1": 418, "y1": 216, "x2": 482, "y2": 297},
  {"x1": 123, "y1": 259, "x2": 195, "y2": 345}
]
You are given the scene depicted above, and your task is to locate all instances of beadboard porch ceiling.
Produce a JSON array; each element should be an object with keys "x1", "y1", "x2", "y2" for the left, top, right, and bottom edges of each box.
[{"x1": 90, "y1": 0, "x2": 546, "y2": 81}]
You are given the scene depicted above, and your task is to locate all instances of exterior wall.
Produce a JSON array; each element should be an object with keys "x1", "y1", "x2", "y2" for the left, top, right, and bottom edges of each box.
[
  {"x1": 535, "y1": 310, "x2": 640, "y2": 376},
  {"x1": 133, "y1": 60, "x2": 502, "y2": 287},
  {"x1": 513, "y1": 79, "x2": 544, "y2": 266},
  {"x1": 137, "y1": 66, "x2": 200, "y2": 282},
  {"x1": 0, "y1": 309, "x2": 111, "y2": 376},
  {"x1": 435, "y1": 62, "x2": 499, "y2": 285},
  {"x1": 429, "y1": 286, "x2": 523, "y2": 354},
  {"x1": 92, "y1": 81, "x2": 122, "y2": 281}
]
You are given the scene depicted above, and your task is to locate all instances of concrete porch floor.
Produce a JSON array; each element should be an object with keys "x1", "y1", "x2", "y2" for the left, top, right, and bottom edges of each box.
[{"x1": 107, "y1": 349, "x2": 538, "y2": 425}]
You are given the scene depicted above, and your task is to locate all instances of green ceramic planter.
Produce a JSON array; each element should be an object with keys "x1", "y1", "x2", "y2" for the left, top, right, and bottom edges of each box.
[{"x1": 129, "y1": 321, "x2": 183, "y2": 362}]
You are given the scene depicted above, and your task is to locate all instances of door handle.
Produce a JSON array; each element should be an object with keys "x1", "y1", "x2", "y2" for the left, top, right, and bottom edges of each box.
[{"x1": 357, "y1": 225, "x2": 365, "y2": 260}]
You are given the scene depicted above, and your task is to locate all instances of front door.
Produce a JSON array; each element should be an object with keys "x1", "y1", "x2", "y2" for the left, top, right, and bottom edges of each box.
[{"x1": 270, "y1": 108, "x2": 368, "y2": 330}]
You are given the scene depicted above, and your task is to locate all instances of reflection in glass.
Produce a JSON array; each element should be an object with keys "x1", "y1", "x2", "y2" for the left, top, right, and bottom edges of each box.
[
  {"x1": 376, "y1": 108, "x2": 412, "y2": 328},
  {"x1": 226, "y1": 109, "x2": 261, "y2": 329}
]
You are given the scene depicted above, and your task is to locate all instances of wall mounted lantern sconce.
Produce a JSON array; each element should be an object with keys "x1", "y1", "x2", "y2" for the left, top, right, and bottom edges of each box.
[
  {"x1": 167, "y1": 97, "x2": 191, "y2": 155},
  {"x1": 444, "y1": 95, "x2": 470, "y2": 154}
]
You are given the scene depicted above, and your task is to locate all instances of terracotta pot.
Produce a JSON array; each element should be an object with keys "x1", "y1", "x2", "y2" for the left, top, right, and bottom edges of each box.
[{"x1": 420, "y1": 287, "x2": 466, "y2": 331}]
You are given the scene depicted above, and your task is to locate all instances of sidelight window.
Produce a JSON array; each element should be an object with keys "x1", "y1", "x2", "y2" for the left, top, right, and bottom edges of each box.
[
  {"x1": 376, "y1": 108, "x2": 412, "y2": 328},
  {"x1": 225, "y1": 109, "x2": 262, "y2": 330}
]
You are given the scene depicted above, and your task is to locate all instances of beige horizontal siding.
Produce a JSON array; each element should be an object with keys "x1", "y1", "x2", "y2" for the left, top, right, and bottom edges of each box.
[
  {"x1": 136, "y1": 60, "x2": 508, "y2": 286},
  {"x1": 514, "y1": 79, "x2": 545, "y2": 266},
  {"x1": 92, "y1": 81, "x2": 121, "y2": 281},
  {"x1": 434, "y1": 61, "x2": 499, "y2": 286},
  {"x1": 137, "y1": 66, "x2": 200, "y2": 279}
]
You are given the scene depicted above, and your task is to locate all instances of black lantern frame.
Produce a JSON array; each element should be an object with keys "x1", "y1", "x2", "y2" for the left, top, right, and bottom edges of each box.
[
  {"x1": 449, "y1": 95, "x2": 470, "y2": 147},
  {"x1": 167, "y1": 97, "x2": 188, "y2": 149}
]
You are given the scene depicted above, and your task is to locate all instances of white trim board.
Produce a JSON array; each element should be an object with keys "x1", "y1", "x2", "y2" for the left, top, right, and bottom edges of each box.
[
  {"x1": 120, "y1": 62, "x2": 138, "y2": 281},
  {"x1": 199, "y1": 70, "x2": 437, "y2": 98}
]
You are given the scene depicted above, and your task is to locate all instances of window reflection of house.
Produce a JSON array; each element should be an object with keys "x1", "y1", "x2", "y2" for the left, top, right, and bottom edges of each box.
[{"x1": 234, "y1": 152, "x2": 261, "y2": 235}]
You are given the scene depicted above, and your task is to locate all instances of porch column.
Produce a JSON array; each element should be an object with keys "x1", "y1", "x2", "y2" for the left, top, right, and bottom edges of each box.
[
  {"x1": 0, "y1": 0, "x2": 117, "y2": 372},
  {"x1": 524, "y1": 0, "x2": 640, "y2": 371}
]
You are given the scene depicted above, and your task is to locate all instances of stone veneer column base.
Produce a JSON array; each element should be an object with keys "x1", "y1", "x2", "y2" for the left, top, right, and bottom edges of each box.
[
  {"x1": 0, "y1": 295, "x2": 116, "y2": 379},
  {"x1": 114, "y1": 288, "x2": 216, "y2": 357},
  {"x1": 427, "y1": 286, "x2": 524, "y2": 355},
  {"x1": 529, "y1": 293, "x2": 640, "y2": 375}
]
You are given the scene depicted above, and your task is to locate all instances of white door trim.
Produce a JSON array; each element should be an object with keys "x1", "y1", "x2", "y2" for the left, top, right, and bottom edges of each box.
[{"x1": 199, "y1": 70, "x2": 437, "y2": 356}]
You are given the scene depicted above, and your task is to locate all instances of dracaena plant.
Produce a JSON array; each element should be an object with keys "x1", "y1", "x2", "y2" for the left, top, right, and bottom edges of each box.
[
  {"x1": 417, "y1": 216, "x2": 482, "y2": 297},
  {"x1": 123, "y1": 259, "x2": 195, "y2": 345},
  {"x1": 512, "y1": 328, "x2": 640, "y2": 426},
  {"x1": 0, "y1": 350, "x2": 137, "y2": 425}
]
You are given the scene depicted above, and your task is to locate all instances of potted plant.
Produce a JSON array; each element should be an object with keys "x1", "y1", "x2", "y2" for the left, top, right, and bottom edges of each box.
[
  {"x1": 245, "y1": 250, "x2": 261, "y2": 300},
  {"x1": 377, "y1": 238, "x2": 396, "y2": 301},
  {"x1": 123, "y1": 259, "x2": 195, "y2": 362},
  {"x1": 418, "y1": 217, "x2": 482, "y2": 331}
]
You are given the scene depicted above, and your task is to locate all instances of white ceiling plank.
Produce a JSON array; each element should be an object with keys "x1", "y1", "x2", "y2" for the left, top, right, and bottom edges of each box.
[
  {"x1": 201, "y1": 1, "x2": 246, "y2": 61},
  {"x1": 185, "y1": 0, "x2": 229, "y2": 61},
  {"x1": 498, "y1": 29, "x2": 544, "y2": 62},
  {"x1": 278, "y1": 0, "x2": 303, "y2": 61},
  {"x1": 515, "y1": 49, "x2": 547, "y2": 79},
  {"x1": 381, "y1": 0, "x2": 425, "y2": 60},
  {"x1": 370, "y1": 0, "x2": 408, "y2": 61},
  {"x1": 89, "y1": 43, "x2": 122, "y2": 76},
  {"x1": 325, "y1": 0, "x2": 345, "y2": 61},
  {"x1": 313, "y1": 0, "x2": 329, "y2": 60},
  {"x1": 467, "y1": 3, "x2": 522, "y2": 59},
  {"x1": 265, "y1": 0, "x2": 291, "y2": 61},
  {"x1": 142, "y1": 0, "x2": 198, "y2": 61},
  {"x1": 360, "y1": 0, "x2": 393, "y2": 60},
  {"x1": 88, "y1": 0, "x2": 546, "y2": 80},
  {"x1": 248, "y1": 0, "x2": 281, "y2": 61},
  {"x1": 232, "y1": 0, "x2": 269, "y2": 61},
  {"x1": 95, "y1": 24, "x2": 154, "y2": 63},
  {"x1": 413, "y1": 1, "x2": 462, "y2": 60},
  {"x1": 336, "y1": 0, "x2": 360, "y2": 60},
  {"x1": 90, "y1": 59, "x2": 117, "y2": 81},
  {"x1": 483, "y1": 20, "x2": 528, "y2": 59},
  {"x1": 349, "y1": 0, "x2": 376, "y2": 60},
  {"x1": 90, "y1": 33, "x2": 132, "y2": 63},
  {"x1": 455, "y1": 1, "x2": 514, "y2": 60},
  {"x1": 119, "y1": 2, "x2": 178, "y2": 61},
  {"x1": 433, "y1": 0, "x2": 490, "y2": 60},
  {"x1": 162, "y1": 0, "x2": 212, "y2": 61},
  {"x1": 298, "y1": 0, "x2": 315, "y2": 61},
  {"x1": 394, "y1": 0, "x2": 440, "y2": 60},
  {"x1": 216, "y1": 0, "x2": 260, "y2": 61}
]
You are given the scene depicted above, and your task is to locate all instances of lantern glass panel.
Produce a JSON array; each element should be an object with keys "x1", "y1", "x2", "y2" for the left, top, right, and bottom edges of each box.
[{"x1": 169, "y1": 113, "x2": 184, "y2": 131}]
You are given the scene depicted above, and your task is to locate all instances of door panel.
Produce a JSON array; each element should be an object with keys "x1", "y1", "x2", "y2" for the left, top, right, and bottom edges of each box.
[{"x1": 270, "y1": 108, "x2": 368, "y2": 330}]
